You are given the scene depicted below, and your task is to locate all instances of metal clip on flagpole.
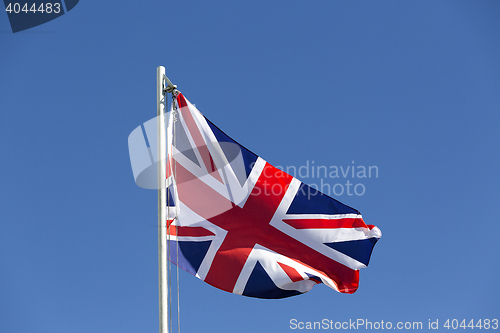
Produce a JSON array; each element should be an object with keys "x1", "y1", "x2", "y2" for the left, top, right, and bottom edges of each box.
[
  {"x1": 157, "y1": 66, "x2": 175, "y2": 333},
  {"x1": 163, "y1": 74, "x2": 177, "y2": 94}
]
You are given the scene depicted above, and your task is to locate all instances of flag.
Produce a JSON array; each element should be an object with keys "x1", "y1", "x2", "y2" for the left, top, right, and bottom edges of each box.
[{"x1": 165, "y1": 93, "x2": 381, "y2": 299}]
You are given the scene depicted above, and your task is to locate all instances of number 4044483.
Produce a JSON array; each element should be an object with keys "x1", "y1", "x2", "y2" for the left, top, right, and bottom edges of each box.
[
  {"x1": 443, "y1": 319, "x2": 498, "y2": 330},
  {"x1": 5, "y1": 3, "x2": 61, "y2": 14}
]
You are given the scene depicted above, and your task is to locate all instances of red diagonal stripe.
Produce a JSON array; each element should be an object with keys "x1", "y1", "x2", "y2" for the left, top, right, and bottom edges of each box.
[
  {"x1": 176, "y1": 94, "x2": 223, "y2": 183},
  {"x1": 278, "y1": 262, "x2": 304, "y2": 283}
]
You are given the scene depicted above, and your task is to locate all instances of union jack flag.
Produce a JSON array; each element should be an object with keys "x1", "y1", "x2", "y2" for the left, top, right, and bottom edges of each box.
[{"x1": 165, "y1": 93, "x2": 381, "y2": 298}]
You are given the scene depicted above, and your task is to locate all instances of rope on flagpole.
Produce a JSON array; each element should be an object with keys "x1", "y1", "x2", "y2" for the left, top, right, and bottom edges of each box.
[
  {"x1": 165, "y1": 82, "x2": 180, "y2": 333},
  {"x1": 167, "y1": 184, "x2": 172, "y2": 333},
  {"x1": 171, "y1": 94, "x2": 181, "y2": 333},
  {"x1": 164, "y1": 81, "x2": 172, "y2": 333}
]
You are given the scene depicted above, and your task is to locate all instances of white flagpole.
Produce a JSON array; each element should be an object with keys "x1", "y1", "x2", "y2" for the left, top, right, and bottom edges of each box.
[{"x1": 157, "y1": 66, "x2": 168, "y2": 333}]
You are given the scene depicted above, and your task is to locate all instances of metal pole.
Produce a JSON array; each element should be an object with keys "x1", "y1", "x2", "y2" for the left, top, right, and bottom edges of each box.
[{"x1": 157, "y1": 66, "x2": 168, "y2": 333}]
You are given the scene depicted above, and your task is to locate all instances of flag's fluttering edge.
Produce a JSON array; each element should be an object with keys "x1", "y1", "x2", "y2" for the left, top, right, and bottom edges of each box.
[{"x1": 165, "y1": 93, "x2": 381, "y2": 299}]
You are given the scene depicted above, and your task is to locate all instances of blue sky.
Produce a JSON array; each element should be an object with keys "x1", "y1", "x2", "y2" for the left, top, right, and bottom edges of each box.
[{"x1": 1, "y1": 1, "x2": 499, "y2": 332}]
